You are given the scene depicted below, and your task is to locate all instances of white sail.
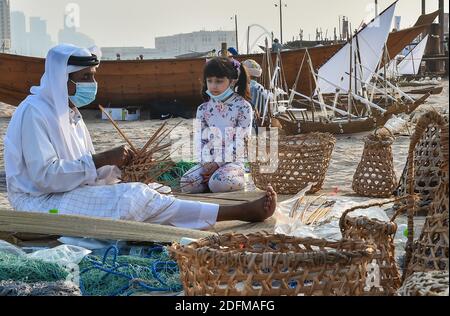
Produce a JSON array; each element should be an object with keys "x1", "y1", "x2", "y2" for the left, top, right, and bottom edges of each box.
[
  {"x1": 397, "y1": 35, "x2": 429, "y2": 75},
  {"x1": 378, "y1": 57, "x2": 400, "y2": 79},
  {"x1": 316, "y1": 1, "x2": 397, "y2": 94}
]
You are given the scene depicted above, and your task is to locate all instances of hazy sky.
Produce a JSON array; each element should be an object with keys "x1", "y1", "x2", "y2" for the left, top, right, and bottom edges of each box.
[{"x1": 9, "y1": 0, "x2": 449, "y2": 49}]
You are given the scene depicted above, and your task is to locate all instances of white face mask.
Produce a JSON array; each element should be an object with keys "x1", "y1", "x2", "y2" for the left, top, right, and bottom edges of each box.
[
  {"x1": 206, "y1": 87, "x2": 234, "y2": 102},
  {"x1": 69, "y1": 80, "x2": 98, "y2": 108}
]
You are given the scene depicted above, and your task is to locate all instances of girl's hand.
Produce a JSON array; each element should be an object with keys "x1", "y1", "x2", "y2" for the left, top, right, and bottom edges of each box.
[{"x1": 201, "y1": 162, "x2": 219, "y2": 183}]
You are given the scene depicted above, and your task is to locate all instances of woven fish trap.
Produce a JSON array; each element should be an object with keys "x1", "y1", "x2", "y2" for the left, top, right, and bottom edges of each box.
[
  {"x1": 397, "y1": 271, "x2": 449, "y2": 296},
  {"x1": 404, "y1": 119, "x2": 449, "y2": 280},
  {"x1": 339, "y1": 198, "x2": 408, "y2": 296},
  {"x1": 97, "y1": 107, "x2": 181, "y2": 185},
  {"x1": 121, "y1": 155, "x2": 175, "y2": 184},
  {"x1": 119, "y1": 122, "x2": 178, "y2": 184},
  {"x1": 169, "y1": 232, "x2": 375, "y2": 296},
  {"x1": 249, "y1": 133, "x2": 336, "y2": 194},
  {"x1": 352, "y1": 128, "x2": 397, "y2": 198},
  {"x1": 395, "y1": 116, "x2": 448, "y2": 214}
]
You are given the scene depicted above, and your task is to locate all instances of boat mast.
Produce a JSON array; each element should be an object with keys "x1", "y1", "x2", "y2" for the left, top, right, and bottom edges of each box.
[
  {"x1": 348, "y1": 26, "x2": 353, "y2": 121},
  {"x1": 305, "y1": 49, "x2": 328, "y2": 120}
]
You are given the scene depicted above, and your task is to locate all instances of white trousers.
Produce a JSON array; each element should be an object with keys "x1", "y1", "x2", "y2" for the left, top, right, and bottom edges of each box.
[{"x1": 9, "y1": 183, "x2": 219, "y2": 230}]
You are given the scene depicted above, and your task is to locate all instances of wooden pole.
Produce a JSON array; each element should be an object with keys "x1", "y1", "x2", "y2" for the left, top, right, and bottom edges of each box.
[
  {"x1": 220, "y1": 42, "x2": 228, "y2": 57},
  {"x1": 348, "y1": 28, "x2": 353, "y2": 121},
  {"x1": 247, "y1": 26, "x2": 250, "y2": 54},
  {"x1": 234, "y1": 14, "x2": 239, "y2": 53},
  {"x1": 279, "y1": 0, "x2": 283, "y2": 44},
  {"x1": 438, "y1": 0, "x2": 444, "y2": 54}
]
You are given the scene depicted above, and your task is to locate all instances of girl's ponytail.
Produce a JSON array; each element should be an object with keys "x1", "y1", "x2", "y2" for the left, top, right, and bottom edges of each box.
[{"x1": 235, "y1": 63, "x2": 251, "y2": 101}]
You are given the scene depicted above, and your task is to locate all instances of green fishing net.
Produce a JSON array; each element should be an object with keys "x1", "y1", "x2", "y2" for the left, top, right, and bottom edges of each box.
[
  {"x1": 157, "y1": 161, "x2": 196, "y2": 189},
  {"x1": 0, "y1": 252, "x2": 68, "y2": 283}
]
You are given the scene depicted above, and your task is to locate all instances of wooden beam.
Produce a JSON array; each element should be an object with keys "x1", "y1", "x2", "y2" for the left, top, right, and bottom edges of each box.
[{"x1": 0, "y1": 209, "x2": 213, "y2": 243}]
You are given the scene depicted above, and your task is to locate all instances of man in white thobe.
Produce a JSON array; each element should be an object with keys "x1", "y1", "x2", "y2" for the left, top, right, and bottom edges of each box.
[{"x1": 4, "y1": 44, "x2": 276, "y2": 230}]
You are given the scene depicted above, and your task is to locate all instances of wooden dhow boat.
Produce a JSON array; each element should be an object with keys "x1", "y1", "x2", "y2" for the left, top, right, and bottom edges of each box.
[
  {"x1": 0, "y1": 10, "x2": 438, "y2": 114},
  {"x1": 276, "y1": 93, "x2": 430, "y2": 135},
  {"x1": 264, "y1": 2, "x2": 434, "y2": 135}
]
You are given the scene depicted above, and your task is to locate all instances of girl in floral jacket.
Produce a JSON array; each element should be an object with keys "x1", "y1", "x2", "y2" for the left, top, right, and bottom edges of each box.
[{"x1": 181, "y1": 57, "x2": 253, "y2": 193}]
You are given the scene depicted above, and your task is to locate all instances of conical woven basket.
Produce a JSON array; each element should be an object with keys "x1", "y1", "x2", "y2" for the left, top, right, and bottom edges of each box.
[
  {"x1": 249, "y1": 133, "x2": 335, "y2": 194},
  {"x1": 404, "y1": 115, "x2": 449, "y2": 280},
  {"x1": 169, "y1": 232, "x2": 375, "y2": 296},
  {"x1": 395, "y1": 120, "x2": 447, "y2": 215},
  {"x1": 352, "y1": 128, "x2": 397, "y2": 198}
]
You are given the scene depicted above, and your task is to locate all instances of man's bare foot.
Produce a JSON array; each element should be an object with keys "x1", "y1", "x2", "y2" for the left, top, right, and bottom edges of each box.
[
  {"x1": 244, "y1": 185, "x2": 277, "y2": 222},
  {"x1": 216, "y1": 185, "x2": 278, "y2": 222}
]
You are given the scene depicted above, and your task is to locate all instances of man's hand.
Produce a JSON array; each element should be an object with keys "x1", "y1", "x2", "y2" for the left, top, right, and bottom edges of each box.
[
  {"x1": 201, "y1": 162, "x2": 220, "y2": 184},
  {"x1": 92, "y1": 145, "x2": 136, "y2": 169}
]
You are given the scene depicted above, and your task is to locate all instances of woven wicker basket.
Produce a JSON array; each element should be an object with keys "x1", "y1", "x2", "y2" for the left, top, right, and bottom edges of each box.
[
  {"x1": 397, "y1": 271, "x2": 449, "y2": 296},
  {"x1": 403, "y1": 114, "x2": 449, "y2": 280},
  {"x1": 395, "y1": 119, "x2": 447, "y2": 215},
  {"x1": 339, "y1": 199, "x2": 406, "y2": 296},
  {"x1": 249, "y1": 133, "x2": 335, "y2": 194},
  {"x1": 169, "y1": 232, "x2": 375, "y2": 296},
  {"x1": 352, "y1": 128, "x2": 397, "y2": 198}
]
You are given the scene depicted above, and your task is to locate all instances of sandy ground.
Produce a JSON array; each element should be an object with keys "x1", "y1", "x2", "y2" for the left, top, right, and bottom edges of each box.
[{"x1": 0, "y1": 81, "x2": 448, "y2": 225}]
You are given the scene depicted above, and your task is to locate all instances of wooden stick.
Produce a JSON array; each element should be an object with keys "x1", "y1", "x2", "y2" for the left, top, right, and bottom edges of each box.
[
  {"x1": 289, "y1": 196, "x2": 305, "y2": 218},
  {"x1": 146, "y1": 121, "x2": 184, "y2": 155},
  {"x1": 138, "y1": 121, "x2": 169, "y2": 156},
  {"x1": 301, "y1": 194, "x2": 325, "y2": 224},
  {"x1": 98, "y1": 105, "x2": 138, "y2": 153},
  {"x1": 138, "y1": 120, "x2": 183, "y2": 158}
]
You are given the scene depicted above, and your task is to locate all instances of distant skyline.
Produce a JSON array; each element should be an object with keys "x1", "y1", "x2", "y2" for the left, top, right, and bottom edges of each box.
[{"x1": 8, "y1": 0, "x2": 449, "y2": 51}]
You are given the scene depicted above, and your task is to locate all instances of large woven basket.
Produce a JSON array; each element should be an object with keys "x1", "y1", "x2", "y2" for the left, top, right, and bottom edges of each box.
[
  {"x1": 397, "y1": 271, "x2": 449, "y2": 296},
  {"x1": 169, "y1": 232, "x2": 375, "y2": 296},
  {"x1": 403, "y1": 114, "x2": 449, "y2": 279},
  {"x1": 339, "y1": 199, "x2": 406, "y2": 296},
  {"x1": 352, "y1": 128, "x2": 398, "y2": 198},
  {"x1": 395, "y1": 117, "x2": 447, "y2": 214},
  {"x1": 249, "y1": 133, "x2": 335, "y2": 194}
]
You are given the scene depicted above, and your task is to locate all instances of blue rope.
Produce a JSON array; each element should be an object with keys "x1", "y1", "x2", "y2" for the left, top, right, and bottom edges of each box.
[{"x1": 79, "y1": 245, "x2": 182, "y2": 296}]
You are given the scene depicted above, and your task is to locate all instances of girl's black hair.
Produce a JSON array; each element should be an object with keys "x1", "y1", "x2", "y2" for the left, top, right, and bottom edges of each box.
[{"x1": 201, "y1": 57, "x2": 251, "y2": 101}]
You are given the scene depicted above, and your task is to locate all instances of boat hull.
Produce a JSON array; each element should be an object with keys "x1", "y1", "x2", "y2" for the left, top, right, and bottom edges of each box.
[
  {"x1": 0, "y1": 11, "x2": 438, "y2": 112},
  {"x1": 278, "y1": 93, "x2": 431, "y2": 135}
]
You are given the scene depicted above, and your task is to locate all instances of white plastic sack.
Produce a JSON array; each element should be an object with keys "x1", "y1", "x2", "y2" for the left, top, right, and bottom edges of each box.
[
  {"x1": 26, "y1": 245, "x2": 91, "y2": 265},
  {"x1": 384, "y1": 115, "x2": 407, "y2": 135},
  {"x1": 0, "y1": 240, "x2": 26, "y2": 257}
]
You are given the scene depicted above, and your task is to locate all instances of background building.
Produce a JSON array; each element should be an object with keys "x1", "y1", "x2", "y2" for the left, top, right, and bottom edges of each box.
[
  {"x1": 101, "y1": 46, "x2": 171, "y2": 60},
  {"x1": 0, "y1": 0, "x2": 11, "y2": 52},
  {"x1": 28, "y1": 17, "x2": 53, "y2": 57},
  {"x1": 155, "y1": 30, "x2": 236, "y2": 56},
  {"x1": 10, "y1": 11, "x2": 28, "y2": 55}
]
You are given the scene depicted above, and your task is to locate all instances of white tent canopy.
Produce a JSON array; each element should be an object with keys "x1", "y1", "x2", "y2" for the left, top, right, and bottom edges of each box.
[{"x1": 316, "y1": 1, "x2": 397, "y2": 94}]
